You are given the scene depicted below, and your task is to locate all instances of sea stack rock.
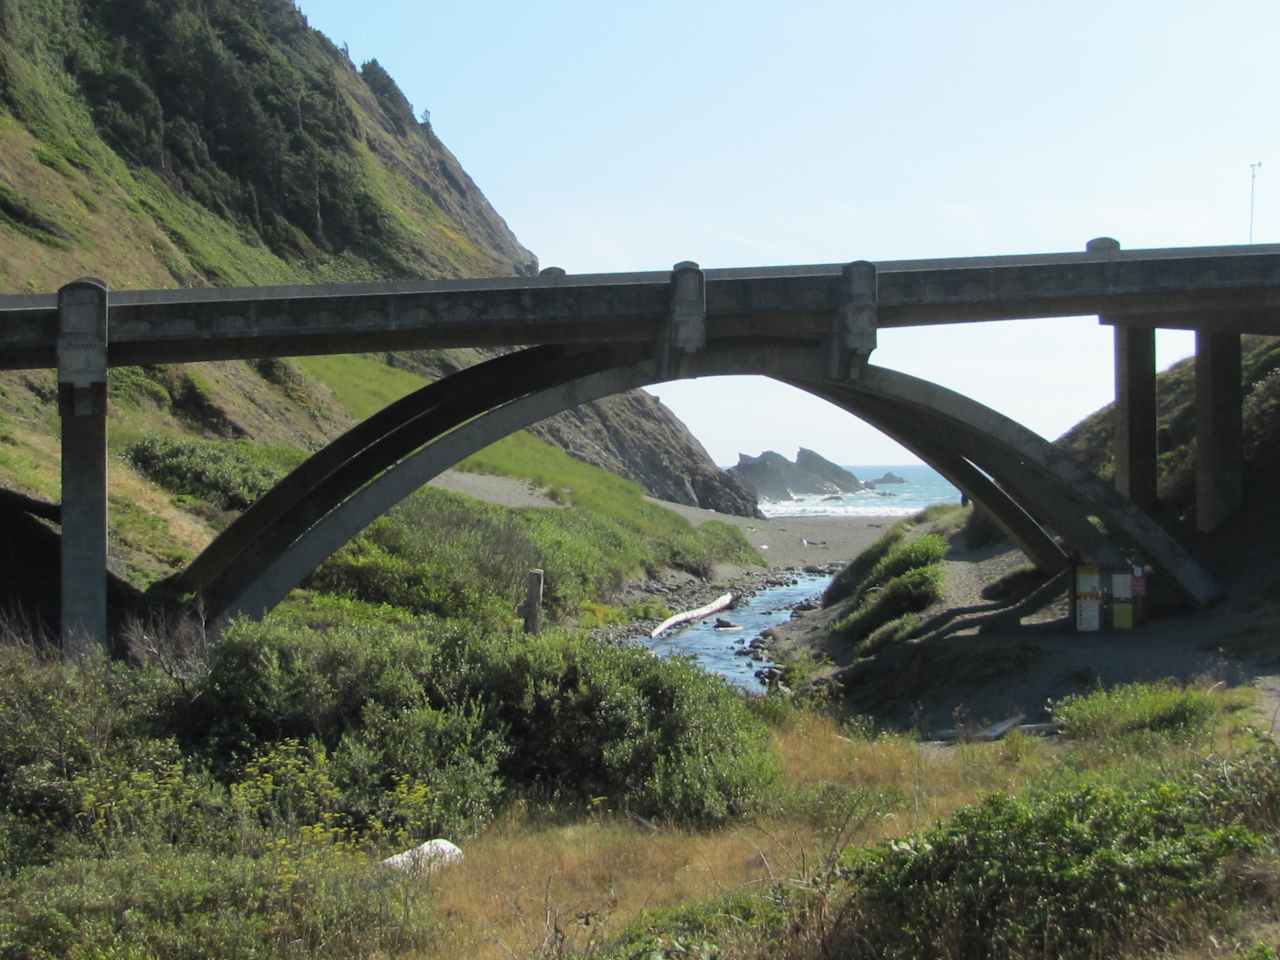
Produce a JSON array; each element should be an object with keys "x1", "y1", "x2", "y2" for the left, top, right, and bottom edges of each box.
[
  {"x1": 795, "y1": 448, "x2": 863, "y2": 493},
  {"x1": 729, "y1": 449, "x2": 864, "y2": 502},
  {"x1": 871, "y1": 471, "x2": 907, "y2": 485},
  {"x1": 729, "y1": 451, "x2": 799, "y2": 501}
]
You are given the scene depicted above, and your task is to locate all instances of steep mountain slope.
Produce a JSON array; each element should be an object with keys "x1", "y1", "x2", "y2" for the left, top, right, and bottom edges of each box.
[{"x1": 0, "y1": 0, "x2": 757, "y2": 594}]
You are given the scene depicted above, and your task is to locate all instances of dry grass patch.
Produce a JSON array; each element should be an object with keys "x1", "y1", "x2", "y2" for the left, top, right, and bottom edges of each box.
[
  {"x1": 422, "y1": 816, "x2": 780, "y2": 960},
  {"x1": 416, "y1": 712, "x2": 1056, "y2": 960}
]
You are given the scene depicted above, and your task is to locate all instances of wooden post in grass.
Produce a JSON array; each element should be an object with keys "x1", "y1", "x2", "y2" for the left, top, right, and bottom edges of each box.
[{"x1": 522, "y1": 569, "x2": 544, "y2": 634}]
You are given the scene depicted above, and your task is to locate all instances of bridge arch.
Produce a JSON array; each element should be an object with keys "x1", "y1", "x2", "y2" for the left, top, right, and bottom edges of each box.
[{"x1": 182, "y1": 343, "x2": 1220, "y2": 624}]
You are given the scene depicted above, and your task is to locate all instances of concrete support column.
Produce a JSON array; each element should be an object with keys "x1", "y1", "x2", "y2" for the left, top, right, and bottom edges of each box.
[
  {"x1": 1195, "y1": 330, "x2": 1243, "y2": 532},
  {"x1": 830, "y1": 260, "x2": 877, "y2": 380},
  {"x1": 56, "y1": 279, "x2": 109, "y2": 656},
  {"x1": 1113, "y1": 324, "x2": 1157, "y2": 510},
  {"x1": 1089, "y1": 237, "x2": 1157, "y2": 511},
  {"x1": 657, "y1": 261, "x2": 705, "y2": 380}
]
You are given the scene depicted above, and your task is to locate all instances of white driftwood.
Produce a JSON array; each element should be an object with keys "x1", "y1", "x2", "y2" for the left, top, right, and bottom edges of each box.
[{"x1": 650, "y1": 592, "x2": 734, "y2": 639}]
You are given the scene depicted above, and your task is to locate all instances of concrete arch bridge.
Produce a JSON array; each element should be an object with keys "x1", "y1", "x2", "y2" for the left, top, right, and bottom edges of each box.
[{"x1": 3, "y1": 240, "x2": 1278, "y2": 650}]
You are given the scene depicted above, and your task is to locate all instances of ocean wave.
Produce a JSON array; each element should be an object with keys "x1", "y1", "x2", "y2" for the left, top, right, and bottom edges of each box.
[{"x1": 758, "y1": 500, "x2": 924, "y2": 519}]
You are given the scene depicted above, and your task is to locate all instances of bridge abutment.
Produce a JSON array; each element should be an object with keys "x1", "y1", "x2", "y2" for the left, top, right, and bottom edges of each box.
[
  {"x1": 1195, "y1": 330, "x2": 1243, "y2": 532},
  {"x1": 56, "y1": 279, "x2": 109, "y2": 656}
]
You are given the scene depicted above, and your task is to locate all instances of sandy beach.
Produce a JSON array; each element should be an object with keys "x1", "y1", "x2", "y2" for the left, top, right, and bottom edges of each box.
[{"x1": 645, "y1": 497, "x2": 889, "y2": 570}]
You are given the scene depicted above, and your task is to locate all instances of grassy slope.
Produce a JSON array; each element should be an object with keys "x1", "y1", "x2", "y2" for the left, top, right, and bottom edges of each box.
[{"x1": 1058, "y1": 335, "x2": 1280, "y2": 519}]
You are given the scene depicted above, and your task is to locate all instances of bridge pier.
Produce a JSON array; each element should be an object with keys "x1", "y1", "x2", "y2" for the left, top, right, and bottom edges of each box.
[
  {"x1": 829, "y1": 261, "x2": 877, "y2": 380},
  {"x1": 1113, "y1": 324, "x2": 1157, "y2": 510},
  {"x1": 56, "y1": 279, "x2": 109, "y2": 656},
  {"x1": 657, "y1": 261, "x2": 706, "y2": 380},
  {"x1": 1195, "y1": 330, "x2": 1243, "y2": 532},
  {"x1": 1091, "y1": 238, "x2": 1158, "y2": 512}
]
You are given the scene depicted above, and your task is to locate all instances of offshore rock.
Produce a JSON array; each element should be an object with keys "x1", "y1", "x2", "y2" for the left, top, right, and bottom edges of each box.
[{"x1": 729, "y1": 449, "x2": 863, "y2": 502}]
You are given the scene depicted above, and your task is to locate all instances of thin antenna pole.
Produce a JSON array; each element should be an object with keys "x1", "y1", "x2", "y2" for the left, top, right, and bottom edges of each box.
[{"x1": 1250, "y1": 161, "x2": 1262, "y2": 243}]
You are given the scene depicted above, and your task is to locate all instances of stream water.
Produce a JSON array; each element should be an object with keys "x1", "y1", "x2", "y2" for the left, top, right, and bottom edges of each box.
[{"x1": 641, "y1": 573, "x2": 833, "y2": 692}]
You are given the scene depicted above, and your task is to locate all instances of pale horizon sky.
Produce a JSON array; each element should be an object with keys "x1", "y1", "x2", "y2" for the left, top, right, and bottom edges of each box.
[{"x1": 299, "y1": 0, "x2": 1277, "y2": 466}]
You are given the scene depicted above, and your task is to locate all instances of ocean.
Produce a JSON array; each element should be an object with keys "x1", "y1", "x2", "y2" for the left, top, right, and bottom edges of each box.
[{"x1": 756, "y1": 463, "x2": 962, "y2": 518}]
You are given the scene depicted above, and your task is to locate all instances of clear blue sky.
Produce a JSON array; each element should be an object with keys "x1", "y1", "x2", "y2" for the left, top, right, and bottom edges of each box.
[{"x1": 300, "y1": 0, "x2": 1276, "y2": 466}]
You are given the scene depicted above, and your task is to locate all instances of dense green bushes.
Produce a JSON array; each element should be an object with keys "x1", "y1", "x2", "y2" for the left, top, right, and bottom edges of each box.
[
  {"x1": 828, "y1": 532, "x2": 948, "y2": 651},
  {"x1": 822, "y1": 524, "x2": 905, "y2": 607},
  {"x1": 1052, "y1": 681, "x2": 1222, "y2": 740},
  {"x1": 829, "y1": 745, "x2": 1280, "y2": 959},
  {"x1": 0, "y1": 612, "x2": 779, "y2": 955},
  {"x1": 1, "y1": 844, "x2": 436, "y2": 959},
  {"x1": 125, "y1": 434, "x2": 300, "y2": 511},
  {"x1": 191, "y1": 618, "x2": 777, "y2": 826},
  {"x1": 0, "y1": 615, "x2": 778, "y2": 869}
]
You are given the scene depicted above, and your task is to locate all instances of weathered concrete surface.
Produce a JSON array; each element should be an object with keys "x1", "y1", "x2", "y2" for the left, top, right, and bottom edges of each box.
[
  {"x1": 5, "y1": 244, "x2": 1280, "y2": 369},
  {"x1": 1093, "y1": 238, "x2": 1158, "y2": 512},
  {"x1": 19, "y1": 242, "x2": 1267, "y2": 642},
  {"x1": 216, "y1": 346, "x2": 1218, "y2": 625},
  {"x1": 1196, "y1": 331, "x2": 1244, "y2": 532},
  {"x1": 1114, "y1": 324, "x2": 1157, "y2": 510},
  {"x1": 56, "y1": 279, "x2": 108, "y2": 655}
]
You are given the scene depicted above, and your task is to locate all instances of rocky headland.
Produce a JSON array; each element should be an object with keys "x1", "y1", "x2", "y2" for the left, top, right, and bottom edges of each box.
[{"x1": 728, "y1": 448, "x2": 863, "y2": 502}]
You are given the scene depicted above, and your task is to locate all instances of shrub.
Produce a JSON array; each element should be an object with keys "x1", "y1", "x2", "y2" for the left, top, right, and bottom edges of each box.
[
  {"x1": 834, "y1": 566, "x2": 945, "y2": 652},
  {"x1": 0, "y1": 644, "x2": 168, "y2": 839},
  {"x1": 461, "y1": 629, "x2": 779, "y2": 825},
  {"x1": 125, "y1": 435, "x2": 299, "y2": 510},
  {"x1": 823, "y1": 525, "x2": 907, "y2": 607},
  {"x1": 0, "y1": 843, "x2": 435, "y2": 960},
  {"x1": 866, "y1": 535, "x2": 948, "y2": 595},
  {"x1": 190, "y1": 618, "x2": 776, "y2": 827},
  {"x1": 862, "y1": 612, "x2": 921, "y2": 651},
  {"x1": 830, "y1": 747, "x2": 1280, "y2": 959},
  {"x1": 1052, "y1": 681, "x2": 1221, "y2": 741},
  {"x1": 308, "y1": 485, "x2": 757, "y2": 623}
]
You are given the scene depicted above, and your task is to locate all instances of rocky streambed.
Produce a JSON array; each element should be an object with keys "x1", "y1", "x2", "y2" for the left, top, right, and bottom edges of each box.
[{"x1": 595, "y1": 564, "x2": 841, "y2": 692}]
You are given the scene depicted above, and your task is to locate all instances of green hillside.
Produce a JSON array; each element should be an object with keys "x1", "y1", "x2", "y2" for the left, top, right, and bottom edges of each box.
[
  {"x1": 1058, "y1": 335, "x2": 1280, "y2": 515},
  {"x1": 0, "y1": 0, "x2": 532, "y2": 289}
]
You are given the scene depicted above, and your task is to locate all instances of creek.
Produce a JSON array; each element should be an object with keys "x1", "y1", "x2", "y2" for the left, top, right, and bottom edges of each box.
[{"x1": 642, "y1": 572, "x2": 832, "y2": 692}]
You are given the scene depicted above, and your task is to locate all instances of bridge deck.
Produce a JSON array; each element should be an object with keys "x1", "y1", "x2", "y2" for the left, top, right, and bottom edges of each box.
[{"x1": 2, "y1": 243, "x2": 1278, "y2": 369}]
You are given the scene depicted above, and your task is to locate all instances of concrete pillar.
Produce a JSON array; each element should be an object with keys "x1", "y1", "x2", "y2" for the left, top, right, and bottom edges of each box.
[
  {"x1": 1195, "y1": 330, "x2": 1243, "y2": 532},
  {"x1": 830, "y1": 260, "x2": 877, "y2": 380},
  {"x1": 1113, "y1": 325, "x2": 1157, "y2": 510},
  {"x1": 1089, "y1": 238, "x2": 1157, "y2": 511},
  {"x1": 657, "y1": 261, "x2": 705, "y2": 380},
  {"x1": 56, "y1": 279, "x2": 109, "y2": 656}
]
